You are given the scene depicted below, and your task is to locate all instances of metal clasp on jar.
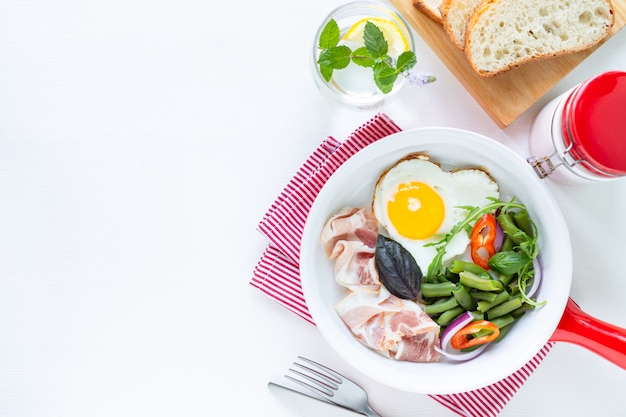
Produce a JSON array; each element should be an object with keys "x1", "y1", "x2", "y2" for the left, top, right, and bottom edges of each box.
[
  {"x1": 527, "y1": 140, "x2": 580, "y2": 178},
  {"x1": 527, "y1": 139, "x2": 592, "y2": 179},
  {"x1": 527, "y1": 152, "x2": 562, "y2": 178},
  {"x1": 527, "y1": 139, "x2": 615, "y2": 181}
]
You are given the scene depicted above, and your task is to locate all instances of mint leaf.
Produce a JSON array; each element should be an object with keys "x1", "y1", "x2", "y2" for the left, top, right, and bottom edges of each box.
[
  {"x1": 329, "y1": 45, "x2": 352, "y2": 69},
  {"x1": 318, "y1": 45, "x2": 352, "y2": 70},
  {"x1": 317, "y1": 49, "x2": 334, "y2": 68},
  {"x1": 316, "y1": 20, "x2": 435, "y2": 95},
  {"x1": 396, "y1": 51, "x2": 417, "y2": 73},
  {"x1": 351, "y1": 46, "x2": 376, "y2": 67},
  {"x1": 319, "y1": 19, "x2": 340, "y2": 49},
  {"x1": 373, "y1": 62, "x2": 398, "y2": 94},
  {"x1": 319, "y1": 64, "x2": 333, "y2": 82},
  {"x1": 363, "y1": 21, "x2": 388, "y2": 58}
]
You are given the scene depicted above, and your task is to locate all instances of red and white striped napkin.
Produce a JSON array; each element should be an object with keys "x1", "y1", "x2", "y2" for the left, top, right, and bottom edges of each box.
[{"x1": 250, "y1": 113, "x2": 553, "y2": 417}]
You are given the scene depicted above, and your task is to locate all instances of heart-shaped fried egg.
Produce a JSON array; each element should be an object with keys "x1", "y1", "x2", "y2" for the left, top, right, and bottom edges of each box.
[{"x1": 372, "y1": 154, "x2": 499, "y2": 270}]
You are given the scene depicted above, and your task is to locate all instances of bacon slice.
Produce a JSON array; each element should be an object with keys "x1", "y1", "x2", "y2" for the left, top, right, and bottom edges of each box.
[
  {"x1": 388, "y1": 302, "x2": 440, "y2": 362},
  {"x1": 335, "y1": 287, "x2": 440, "y2": 362},
  {"x1": 321, "y1": 207, "x2": 380, "y2": 290},
  {"x1": 335, "y1": 286, "x2": 403, "y2": 329},
  {"x1": 321, "y1": 207, "x2": 440, "y2": 363},
  {"x1": 321, "y1": 207, "x2": 378, "y2": 256},
  {"x1": 329, "y1": 240, "x2": 379, "y2": 290}
]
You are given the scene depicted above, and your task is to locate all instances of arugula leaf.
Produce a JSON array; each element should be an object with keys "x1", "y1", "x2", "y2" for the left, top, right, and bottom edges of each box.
[
  {"x1": 518, "y1": 266, "x2": 546, "y2": 307},
  {"x1": 425, "y1": 198, "x2": 528, "y2": 281},
  {"x1": 425, "y1": 197, "x2": 545, "y2": 310}
]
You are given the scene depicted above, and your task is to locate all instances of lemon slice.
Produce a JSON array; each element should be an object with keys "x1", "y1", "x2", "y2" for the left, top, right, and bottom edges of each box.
[{"x1": 342, "y1": 17, "x2": 409, "y2": 58}]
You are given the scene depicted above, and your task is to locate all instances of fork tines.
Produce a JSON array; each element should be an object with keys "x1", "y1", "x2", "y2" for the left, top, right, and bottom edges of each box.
[{"x1": 285, "y1": 356, "x2": 343, "y2": 398}]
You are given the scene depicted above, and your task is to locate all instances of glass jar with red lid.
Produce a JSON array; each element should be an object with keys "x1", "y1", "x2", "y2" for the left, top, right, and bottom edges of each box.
[{"x1": 528, "y1": 71, "x2": 626, "y2": 184}]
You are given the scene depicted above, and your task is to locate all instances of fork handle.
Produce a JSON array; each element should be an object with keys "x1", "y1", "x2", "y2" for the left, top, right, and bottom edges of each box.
[{"x1": 364, "y1": 405, "x2": 382, "y2": 417}]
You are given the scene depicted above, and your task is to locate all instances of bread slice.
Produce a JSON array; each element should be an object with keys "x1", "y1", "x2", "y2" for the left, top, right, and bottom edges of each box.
[
  {"x1": 413, "y1": 0, "x2": 443, "y2": 24},
  {"x1": 440, "y1": 0, "x2": 483, "y2": 50},
  {"x1": 465, "y1": 0, "x2": 615, "y2": 77}
]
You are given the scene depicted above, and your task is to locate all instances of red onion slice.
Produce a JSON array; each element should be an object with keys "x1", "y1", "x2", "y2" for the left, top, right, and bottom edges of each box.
[
  {"x1": 437, "y1": 311, "x2": 489, "y2": 361},
  {"x1": 493, "y1": 218, "x2": 504, "y2": 252}
]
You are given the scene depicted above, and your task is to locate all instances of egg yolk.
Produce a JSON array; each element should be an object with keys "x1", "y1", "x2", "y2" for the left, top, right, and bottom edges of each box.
[{"x1": 387, "y1": 182, "x2": 445, "y2": 239}]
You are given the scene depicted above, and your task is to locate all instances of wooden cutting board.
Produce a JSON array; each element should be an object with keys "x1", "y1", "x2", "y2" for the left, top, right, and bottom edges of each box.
[{"x1": 390, "y1": 0, "x2": 626, "y2": 127}]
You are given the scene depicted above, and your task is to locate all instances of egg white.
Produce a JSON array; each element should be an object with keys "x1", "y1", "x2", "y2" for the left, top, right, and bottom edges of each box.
[{"x1": 372, "y1": 156, "x2": 499, "y2": 271}]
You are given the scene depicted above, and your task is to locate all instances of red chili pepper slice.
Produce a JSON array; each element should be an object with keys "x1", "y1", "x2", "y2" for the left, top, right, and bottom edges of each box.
[
  {"x1": 470, "y1": 213, "x2": 497, "y2": 270},
  {"x1": 450, "y1": 320, "x2": 500, "y2": 350}
]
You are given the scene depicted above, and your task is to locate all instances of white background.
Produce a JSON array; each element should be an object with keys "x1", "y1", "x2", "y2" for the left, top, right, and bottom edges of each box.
[{"x1": 0, "y1": 0, "x2": 624, "y2": 416}]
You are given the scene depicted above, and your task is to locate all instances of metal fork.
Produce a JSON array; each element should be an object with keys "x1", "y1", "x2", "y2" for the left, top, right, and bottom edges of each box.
[{"x1": 285, "y1": 356, "x2": 382, "y2": 417}]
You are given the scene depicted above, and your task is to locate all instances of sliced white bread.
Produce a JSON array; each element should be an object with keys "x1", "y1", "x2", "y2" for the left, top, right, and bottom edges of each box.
[
  {"x1": 413, "y1": 0, "x2": 443, "y2": 24},
  {"x1": 465, "y1": 0, "x2": 615, "y2": 77},
  {"x1": 440, "y1": 0, "x2": 483, "y2": 50}
]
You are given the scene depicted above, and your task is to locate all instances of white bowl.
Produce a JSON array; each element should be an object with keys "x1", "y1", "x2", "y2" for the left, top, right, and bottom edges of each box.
[{"x1": 299, "y1": 127, "x2": 572, "y2": 394}]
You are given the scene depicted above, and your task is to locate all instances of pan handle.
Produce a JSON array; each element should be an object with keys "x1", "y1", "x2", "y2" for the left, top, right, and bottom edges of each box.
[{"x1": 550, "y1": 297, "x2": 626, "y2": 369}]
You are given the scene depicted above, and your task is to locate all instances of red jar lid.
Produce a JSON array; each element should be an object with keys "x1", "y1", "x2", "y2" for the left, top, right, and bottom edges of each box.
[{"x1": 563, "y1": 71, "x2": 626, "y2": 176}]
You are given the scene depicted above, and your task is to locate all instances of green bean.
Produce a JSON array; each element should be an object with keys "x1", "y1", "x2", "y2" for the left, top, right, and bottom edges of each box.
[
  {"x1": 436, "y1": 274, "x2": 452, "y2": 283},
  {"x1": 459, "y1": 271, "x2": 504, "y2": 292},
  {"x1": 471, "y1": 291, "x2": 498, "y2": 303},
  {"x1": 448, "y1": 260, "x2": 491, "y2": 279},
  {"x1": 498, "y1": 272, "x2": 515, "y2": 286},
  {"x1": 424, "y1": 296, "x2": 459, "y2": 315},
  {"x1": 500, "y1": 235, "x2": 515, "y2": 252},
  {"x1": 452, "y1": 284, "x2": 477, "y2": 311},
  {"x1": 420, "y1": 282, "x2": 455, "y2": 298},
  {"x1": 477, "y1": 291, "x2": 510, "y2": 313},
  {"x1": 436, "y1": 306, "x2": 465, "y2": 326},
  {"x1": 508, "y1": 280, "x2": 520, "y2": 295},
  {"x1": 470, "y1": 310, "x2": 485, "y2": 320},
  {"x1": 494, "y1": 318, "x2": 517, "y2": 343},
  {"x1": 472, "y1": 328, "x2": 497, "y2": 339},
  {"x1": 442, "y1": 268, "x2": 460, "y2": 282},
  {"x1": 497, "y1": 212, "x2": 526, "y2": 245},
  {"x1": 486, "y1": 296, "x2": 523, "y2": 320},
  {"x1": 513, "y1": 209, "x2": 535, "y2": 237},
  {"x1": 511, "y1": 302, "x2": 535, "y2": 317},
  {"x1": 490, "y1": 314, "x2": 515, "y2": 329}
]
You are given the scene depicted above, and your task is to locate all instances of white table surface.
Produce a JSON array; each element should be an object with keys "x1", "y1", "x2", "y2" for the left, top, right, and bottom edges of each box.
[{"x1": 0, "y1": 1, "x2": 624, "y2": 416}]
